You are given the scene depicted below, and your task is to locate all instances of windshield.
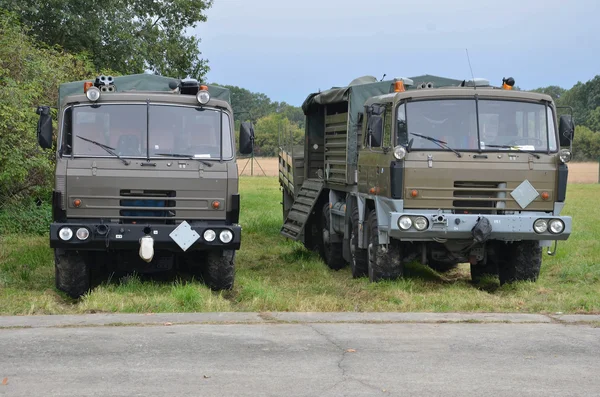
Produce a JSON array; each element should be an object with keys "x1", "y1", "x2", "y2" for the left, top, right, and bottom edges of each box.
[
  {"x1": 64, "y1": 104, "x2": 233, "y2": 159},
  {"x1": 397, "y1": 99, "x2": 557, "y2": 152}
]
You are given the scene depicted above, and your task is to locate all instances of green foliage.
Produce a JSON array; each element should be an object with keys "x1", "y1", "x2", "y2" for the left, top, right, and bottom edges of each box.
[
  {"x1": 0, "y1": 0, "x2": 212, "y2": 78},
  {"x1": 253, "y1": 114, "x2": 303, "y2": 157},
  {"x1": 572, "y1": 126, "x2": 600, "y2": 161},
  {"x1": 0, "y1": 10, "x2": 97, "y2": 204},
  {"x1": 0, "y1": 202, "x2": 52, "y2": 235}
]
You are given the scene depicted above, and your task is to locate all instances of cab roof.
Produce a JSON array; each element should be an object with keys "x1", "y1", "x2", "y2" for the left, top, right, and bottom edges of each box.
[{"x1": 58, "y1": 73, "x2": 231, "y2": 108}]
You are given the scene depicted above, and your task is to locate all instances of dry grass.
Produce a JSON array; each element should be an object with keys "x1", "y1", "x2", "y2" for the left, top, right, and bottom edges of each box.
[
  {"x1": 242, "y1": 157, "x2": 600, "y2": 183},
  {"x1": 1, "y1": 177, "x2": 599, "y2": 315}
]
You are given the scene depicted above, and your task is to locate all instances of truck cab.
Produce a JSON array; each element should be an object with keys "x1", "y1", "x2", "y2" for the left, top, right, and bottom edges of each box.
[
  {"x1": 36, "y1": 74, "x2": 253, "y2": 298},
  {"x1": 279, "y1": 75, "x2": 575, "y2": 285}
]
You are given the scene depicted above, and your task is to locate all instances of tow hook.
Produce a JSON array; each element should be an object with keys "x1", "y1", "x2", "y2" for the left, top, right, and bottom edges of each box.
[
  {"x1": 547, "y1": 241, "x2": 558, "y2": 256},
  {"x1": 139, "y1": 235, "x2": 155, "y2": 262}
]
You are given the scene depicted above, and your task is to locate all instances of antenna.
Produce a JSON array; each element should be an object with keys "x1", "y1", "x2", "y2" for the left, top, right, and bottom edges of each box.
[
  {"x1": 465, "y1": 49, "x2": 476, "y2": 90},
  {"x1": 380, "y1": 73, "x2": 387, "y2": 82}
]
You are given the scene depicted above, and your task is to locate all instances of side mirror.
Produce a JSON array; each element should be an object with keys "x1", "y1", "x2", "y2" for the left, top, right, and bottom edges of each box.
[
  {"x1": 367, "y1": 115, "x2": 383, "y2": 147},
  {"x1": 558, "y1": 115, "x2": 575, "y2": 147},
  {"x1": 239, "y1": 122, "x2": 254, "y2": 155},
  {"x1": 36, "y1": 106, "x2": 53, "y2": 149}
]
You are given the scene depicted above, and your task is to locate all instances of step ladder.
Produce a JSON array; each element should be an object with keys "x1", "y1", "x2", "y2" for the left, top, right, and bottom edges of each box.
[{"x1": 280, "y1": 178, "x2": 324, "y2": 240}]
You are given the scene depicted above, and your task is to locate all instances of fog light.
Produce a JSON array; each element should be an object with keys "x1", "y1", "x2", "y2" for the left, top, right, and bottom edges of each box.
[
  {"x1": 533, "y1": 219, "x2": 548, "y2": 234},
  {"x1": 76, "y1": 228, "x2": 90, "y2": 240},
  {"x1": 559, "y1": 149, "x2": 571, "y2": 163},
  {"x1": 203, "y1": 229, "x2": 216, "y2": 242},
  {"x1": 393, "y1": 145, "x2": 407, "y2": 160},
  {"x1": 219, "y1": 230, "x2": 233, "y2": 243},
  {"x1": 414, "y1": 216, "x2": 428, "y2": 231},
  {"x1": 59, "y1": 227, "x2": 73, "y2": 241},
  {"x1": 549, "y1": 219, "x2": 565, "y2": 234},
  {"x1": 398, "y1": 216, "x2": 412, "y2": 230}
]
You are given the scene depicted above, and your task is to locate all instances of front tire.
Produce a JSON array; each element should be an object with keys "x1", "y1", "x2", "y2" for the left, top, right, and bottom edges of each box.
[
  {"x1": 366, "y1": 209, "x2": 403, "y2": 282},
  {"x1": 55, "y1": 249, "x2": 90, "y2": 299},
  {"x1": 203, "y1": 250, "x2": 236, "y2": 291},
  {"x1": 498, "y1": 241, "x2": 542, "y2": 284},
  {"x1": 319, "y1": 203, "x2": 347, "y2": 270}
]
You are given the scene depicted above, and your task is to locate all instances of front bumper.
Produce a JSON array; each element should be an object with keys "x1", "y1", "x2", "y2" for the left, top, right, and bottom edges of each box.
[
  {"x1": 388, "y1": 213, "x2": 572, "y2": 241},
  {"x1": 50, "y1": 222, "x2": 241, "y2": 251}
]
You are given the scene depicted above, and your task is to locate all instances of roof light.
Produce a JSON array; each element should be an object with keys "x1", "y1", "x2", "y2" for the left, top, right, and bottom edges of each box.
[
  {"x1": 84, "y1": 82, "x2": 93, "y2": 93},
  {"x1": 197, "y1": 87, "x2": 210, "y2": 105},
  {"x1": 394, "y1": 81, "x2": 405, "y2": 92},
  {"x1": 86, "y1": 86, "x2": 101, "y2": 102},
  {"x1": 502, "y1": 77, "x2": 515, "y2": 90}
]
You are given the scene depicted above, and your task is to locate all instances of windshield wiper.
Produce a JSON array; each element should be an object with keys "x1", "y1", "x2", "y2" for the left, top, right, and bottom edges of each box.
[
  {"x1": 76, "y1": 135, "x2": 130, "y2": 165},
  {"x1": 154, "y1": 153, "x2": 213, "y2": 167},
  {"x1": 485, "y1": 144, "x2": 541, "y2": 159},
  {"x1": 410, "y1": 132, "x2": 462, "y2": 158}
]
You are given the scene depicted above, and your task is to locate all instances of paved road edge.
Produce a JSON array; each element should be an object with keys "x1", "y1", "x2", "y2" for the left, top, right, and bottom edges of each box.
[{"x1": 0, "y1": 312, "x2": 599, "y2": 329}]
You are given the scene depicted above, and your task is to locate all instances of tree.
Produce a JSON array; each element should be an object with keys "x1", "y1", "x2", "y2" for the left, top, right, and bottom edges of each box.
[
  {"x1": 0, "y1": 10, "x2": 96, "y2": 203},
  {"x1": 0, "y1": 0, "x2": 212, "y2": 79},
  {"x1": 530, "y1": 85, "x2": 566, "y2": 101},
  {"x1": 253, "y1": 114, "x2": 303, "y2": 157}
]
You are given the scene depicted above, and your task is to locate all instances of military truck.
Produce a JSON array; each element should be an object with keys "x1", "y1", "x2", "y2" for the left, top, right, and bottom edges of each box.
[
  {"x1": 279, "y1": 75, "x2": 574, "y2": 284},
  {"x1": 36, "y1": 74, "x2": 254, "y2": 298}
]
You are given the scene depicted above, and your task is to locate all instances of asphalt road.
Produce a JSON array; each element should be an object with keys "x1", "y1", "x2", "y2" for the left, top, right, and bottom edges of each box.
[{"x1": 0, "y1": 313, "x2": 599, "y2": 396}]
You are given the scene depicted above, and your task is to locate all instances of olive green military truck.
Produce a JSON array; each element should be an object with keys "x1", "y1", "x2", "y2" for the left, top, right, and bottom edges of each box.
[
  {"x1": 279, "y1": 75, "x2": 574, "y2": 284},
  {"x1": 36, "y1": 74, "x2": 254, "y2": 298}
]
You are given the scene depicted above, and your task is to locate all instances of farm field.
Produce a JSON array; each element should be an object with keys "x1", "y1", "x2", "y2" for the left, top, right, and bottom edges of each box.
[
  {"x1": 240, "y1": 157, "x2": 600, "y2": 183},
  {"x1": 1, "y1": 174, "x2": 599, "y2": 316}
]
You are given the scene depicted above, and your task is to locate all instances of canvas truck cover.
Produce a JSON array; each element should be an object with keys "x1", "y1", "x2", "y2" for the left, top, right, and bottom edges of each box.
[{"x1": 58, "y1": 73, "x2": 231, "y2": 107}]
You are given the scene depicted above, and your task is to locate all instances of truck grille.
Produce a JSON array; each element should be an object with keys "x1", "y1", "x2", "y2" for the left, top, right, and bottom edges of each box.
[
  {"x1": 453, "y1": 181, "x2": 503, "y2": 214},
  {"x1": 120, "y1": 190, "x2": 176, "y2": 223}
]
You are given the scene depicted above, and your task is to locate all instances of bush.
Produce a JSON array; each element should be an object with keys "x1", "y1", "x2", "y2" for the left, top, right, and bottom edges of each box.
[
  {"x1": 0, "y1": 202, "x2": 51, "y2": 235},
  {"x1": 572, "y1": 125, "x2": 600, "y2": 161}
]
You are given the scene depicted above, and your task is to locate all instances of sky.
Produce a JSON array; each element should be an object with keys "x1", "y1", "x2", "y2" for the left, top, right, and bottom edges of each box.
[{"x1": 193, "y1": 0, "x2": 600, "y2": 106}]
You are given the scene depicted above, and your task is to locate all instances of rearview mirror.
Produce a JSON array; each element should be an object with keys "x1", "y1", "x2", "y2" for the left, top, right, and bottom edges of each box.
[
  {"x1": 36, "y1": 106, "x2": 53, "y2": 149},
  {"x1": 367, "y1": 115, "x2": 383, "y2": 147},
  {"x1": 558, "y1": 115, "x2": 575, "y2": 147},
  {"x1": 239, "y1": 122, "x2": 254, "y2": 155}
]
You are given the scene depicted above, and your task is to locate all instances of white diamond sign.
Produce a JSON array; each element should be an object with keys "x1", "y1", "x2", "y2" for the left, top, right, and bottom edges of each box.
[
  {"x1": 169, "y1": 221, "x2": 200, "y2": 251},
  {"x1": 510, "y1": 180, "x2": 540, "y2": 209}
]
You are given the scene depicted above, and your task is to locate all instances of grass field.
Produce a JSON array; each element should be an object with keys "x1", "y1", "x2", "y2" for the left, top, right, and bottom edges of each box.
[{"x1": 0, "y1": 176, "x2": 599, "y2": 315}]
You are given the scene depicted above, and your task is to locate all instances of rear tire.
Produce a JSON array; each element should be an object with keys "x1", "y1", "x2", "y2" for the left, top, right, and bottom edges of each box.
[
  {"x1": 319, "y1": 203, "x2": 347, "y2": 270},
  {"x1": 350, "y1": 204, "x2": 368, "y2": 278},
  {"x1": 498, "y1": 241, "x2": 542, "y2": 284},
  {"x1": 203, "y1": 250, "x2": 236, "y2": 291},
  {"x1": 366, "y1": 209, "x2": 403, "y2": 282},
  {"x1": 55, "y1": 249, "x2": 90, "y2": 299}
]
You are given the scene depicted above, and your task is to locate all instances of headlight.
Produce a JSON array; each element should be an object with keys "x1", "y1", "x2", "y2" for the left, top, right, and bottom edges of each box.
[
  {"x1": 197, "y1": 90, "x2": 210, "y2": 105},
  {"x1": 393, "y1": 145, "x2": 407, "y2": 160},
  {"x1": 203, "y1": 229, "x2": 216, "y2": 242},
  {"x1": 59, "y1": 227, "x2": 73, "y2": 241},
  {"x1": 86, "y1": 86, "x2": 101, "y2": 102},
  {"x1": 533, "y1": 219, "x2": 548, "y2": 234},
  {"x1": 398, "y1": 216, "x2": 412, "y2": 230},
  {"x1": 559, "y1": 149, "x2": 571, "y2": 163},
  {"x1": 219, "y1": 230, "x2": 233, "y2": 243},
  {"x1": 549, "y1": 219, "x2": 565, "y2": 234},
  {"x1": 76, "y1": 228, "x2": 90, "y2": 240},
  {"x1": 413, "y1": 216, "x2": 428, "y2": 231}
]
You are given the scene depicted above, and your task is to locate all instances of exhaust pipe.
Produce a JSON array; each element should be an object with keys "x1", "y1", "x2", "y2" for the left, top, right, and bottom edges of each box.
[{"x1": 139, "y1": 235, "x2": 154, "y2": 262}]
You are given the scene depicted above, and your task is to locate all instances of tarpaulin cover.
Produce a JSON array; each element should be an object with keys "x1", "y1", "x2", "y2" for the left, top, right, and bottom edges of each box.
[{"x1": 58, "y1": 73, "x2": 231, "y2": 107}]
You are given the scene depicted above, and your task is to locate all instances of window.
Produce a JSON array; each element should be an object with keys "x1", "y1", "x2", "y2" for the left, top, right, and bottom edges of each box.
[{"x1": 65, "y1": 104, "x2": 233, "y2": 160}]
